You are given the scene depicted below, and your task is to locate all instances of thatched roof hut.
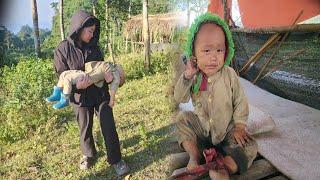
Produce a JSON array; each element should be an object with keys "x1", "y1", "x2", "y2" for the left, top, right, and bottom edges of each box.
[{"x1": 124, "y1": 12, "x2": 187, "y2": 43}]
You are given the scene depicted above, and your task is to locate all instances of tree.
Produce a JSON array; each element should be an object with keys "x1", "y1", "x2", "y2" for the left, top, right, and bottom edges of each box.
[
  {"x1": 128, "y1": 0, "x2": 132, "y2": 18},
  {"x1": 43, "y1": 0, "x2": 92, "y2": 52},
  {"x1": 104, "y1": 0, "x2": 109, "y2": 50},
  {"x1": 142, "y1": 0, "x2": 150, "y2": 71},
  {"x1": 91, "y1": 0, "x2": 98, "y2": 16},
  {"x1": 30, "y1": 0, "x2": 41, "y2": 57},
  {"x1": 186, "y1": 0, "x2": 190, "y2": 26},
  {"x1": 18, "y1": 25, "x2": 34, "y2": 51},
  {"x1": 59, "y1": 0, "x2": 65, "y2": 40}
]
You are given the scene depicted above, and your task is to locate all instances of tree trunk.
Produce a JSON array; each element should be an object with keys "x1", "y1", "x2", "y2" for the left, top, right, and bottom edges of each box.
[
  {"x1": 104, "y1": 0, "x2": 109, "y2": 51},
  {"x1": 30, "y1": 0, "x2": 41, "y2": 57},
  {"x1": 59, "y1": 0, "x2": 65, "y2": 41},
  {"x1": 126, "y1": 0, "x2": 132, "y2": 53},
  {"x1": 112, "y1": 19, "x2": 116, "y2": 52},
  {"x1": 128, "y1": 0, "x2": 132, "y2": 19},
  {"x1": 187, "y1": 0, "x2": 190, "y2": 26},
  {"x1": 92, "y1": 0, "x2": 97, "y2": 17},
  {"x1": 142, "y1": 0, "x2": 150, "y2": 71}
]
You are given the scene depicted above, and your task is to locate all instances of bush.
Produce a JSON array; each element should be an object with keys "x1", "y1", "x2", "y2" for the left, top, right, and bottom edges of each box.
[
  {"x1": 117, "y1": 50, "x2": 180, "y2": 81},
  {"x1": 0, "y1": 58, "x2": 71, "y2": 144},
  {"x1": 0, "y1": 50, "x2": 180, "y2": 144}
]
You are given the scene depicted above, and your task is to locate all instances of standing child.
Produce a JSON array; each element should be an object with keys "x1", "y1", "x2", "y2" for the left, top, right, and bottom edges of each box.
[{"x1": 174, "y1": 13, "x2": 258, "y2": 179}]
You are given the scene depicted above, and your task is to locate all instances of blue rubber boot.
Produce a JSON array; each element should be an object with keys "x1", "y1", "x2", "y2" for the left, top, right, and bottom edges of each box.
[
  {"x1": 53, "y1": 94, "x2": 69, "y2": 109},
  {"x1": 46, "y1": 86, "x2": 62, "y2": 102}
]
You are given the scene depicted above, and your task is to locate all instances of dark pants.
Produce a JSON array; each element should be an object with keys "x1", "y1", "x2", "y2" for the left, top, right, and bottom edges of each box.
[{"x1": 73, "y1": 101, "x2": 121, "y2": 165}]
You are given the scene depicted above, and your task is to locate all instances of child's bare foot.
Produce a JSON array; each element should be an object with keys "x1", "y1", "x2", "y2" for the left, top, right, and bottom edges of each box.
[
  {"x1": 209, "y1": 169, "x2": 230, "y2": 180},
  {"x1": 187, "y1": 157, "x2": 199, "y2": 170},
  {"x1": 223, "y1": 156, "x2": 238, "y2": 174}
]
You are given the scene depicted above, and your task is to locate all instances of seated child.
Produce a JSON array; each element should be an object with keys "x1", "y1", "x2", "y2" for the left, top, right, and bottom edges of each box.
[
  {"x1": 174, "y1": 13, "x2": 258, "y2": 179},
  {"x1": 46, "y1": 61, "x2": 125, "y2": 109}
]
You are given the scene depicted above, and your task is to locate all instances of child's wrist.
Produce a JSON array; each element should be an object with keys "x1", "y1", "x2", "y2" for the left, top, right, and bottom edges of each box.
[{"x1": 235, "y1": 123, "x2": 246, "y2": 130}]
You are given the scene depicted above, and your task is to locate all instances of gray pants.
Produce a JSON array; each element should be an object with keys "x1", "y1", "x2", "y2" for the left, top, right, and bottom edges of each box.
[
  {"x1": 72, "y1": 101, "x2": 121, "y2": 165},
  {"x1": 175, "y1": 111, "x2": 258, "y2": 173},
  {"x1": 57, "y1": 70, "x2": 85, "y2": 95}
]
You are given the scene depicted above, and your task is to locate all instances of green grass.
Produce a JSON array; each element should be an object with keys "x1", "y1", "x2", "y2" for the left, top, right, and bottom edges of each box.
[{"x1": 0, "y1": 73, "x2": 177, "y2": 179}]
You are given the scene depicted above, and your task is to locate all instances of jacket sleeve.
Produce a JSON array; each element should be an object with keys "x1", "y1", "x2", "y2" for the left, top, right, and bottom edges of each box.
[
  {"x1": 230, "y1": 68, "x2": 249, "y2": 125},
  {"x1": 174, "y1": 73, "x2": 194, "y2": 103},
  {"x1": 54, "y1": 45, "x2": 82, "y2": 94}
]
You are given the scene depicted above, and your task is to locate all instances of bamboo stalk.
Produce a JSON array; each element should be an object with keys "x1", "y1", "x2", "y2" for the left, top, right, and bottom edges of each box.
[
  {"x1": 231, "y1": 24, "x2": 320, "y2": 33},
  {"x1": 252, "y1": 11, "x2": 304, "y2": 84},
  {"x1": 239, "y1": 33, "x2": 280, "y2": 73},
  {"x1": 242, "y1": 35, "x2": 282, "y2": 74},
  {"x1": 261, "y1": 49, "x2": 306, "y2": 79}
]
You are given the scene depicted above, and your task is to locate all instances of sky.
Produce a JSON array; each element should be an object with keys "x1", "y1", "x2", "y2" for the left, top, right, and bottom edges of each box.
[
  {"x1": 3, "y1": 0, "x2": 58, "y2": 34},
  {"x1": 1, "y1": 0, "x2": 243, "y2": 34}
]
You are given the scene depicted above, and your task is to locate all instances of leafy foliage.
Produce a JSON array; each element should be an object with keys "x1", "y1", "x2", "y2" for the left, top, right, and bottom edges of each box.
[
  {"x1": 117, "y1": 50, "x2": 178, "y2": 80},
  {"x1": 0, "y1": 25, "x2": 51, "y2": 67},
  {"x1": 0, "y1": 49, "x2": 176, "y2": 145},
  {"x1": 0, "y1": 58, "x2": 72, "y2": 144}
]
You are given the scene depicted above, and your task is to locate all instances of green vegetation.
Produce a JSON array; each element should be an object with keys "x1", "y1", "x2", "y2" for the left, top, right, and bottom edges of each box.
[
  {"x1": 0, "y1": 51, "x2": 178, "y2": 179},
  {"x1": 0, "y1": 0, "x2": 210, "y2": 178}
]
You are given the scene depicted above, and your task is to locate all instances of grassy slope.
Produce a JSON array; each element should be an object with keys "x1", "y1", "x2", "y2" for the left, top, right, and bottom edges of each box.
[{"x1": 1, "y1": 73, "x2": 176, "y2": 179}]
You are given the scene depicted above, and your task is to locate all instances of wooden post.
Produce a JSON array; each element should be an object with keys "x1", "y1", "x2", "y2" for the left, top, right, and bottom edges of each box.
[
  {"x1": 142, "y1": 0, "x2": 151, "y2": 71},
  {"x1": 222, "y1": 0, "x2": 228, "y2": 24},
  {"x1": 131, "y1": 40, "x2": 135, "y2": 53},
  {"x1": 125, "y1": 34, "x2": 128, "y2": 54}
]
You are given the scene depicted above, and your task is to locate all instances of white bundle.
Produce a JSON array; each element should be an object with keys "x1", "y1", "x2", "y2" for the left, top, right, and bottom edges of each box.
[{"x1": 247, "y1": 104, "x2": 276, "y2": 135}]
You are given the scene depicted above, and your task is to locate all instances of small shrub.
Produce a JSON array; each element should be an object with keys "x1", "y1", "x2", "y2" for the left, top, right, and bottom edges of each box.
[
  {"x1": 0, "y1": 58, "x2": 71, "y2": 144},
  {"x1": 117, "y1": 50, "x2": 180, "y2": 81}
]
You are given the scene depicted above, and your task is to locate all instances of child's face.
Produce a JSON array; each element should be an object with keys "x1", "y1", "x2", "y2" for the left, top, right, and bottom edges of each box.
[{"x1": 194, "y1": 23, "x2": 226, "y2": 76}]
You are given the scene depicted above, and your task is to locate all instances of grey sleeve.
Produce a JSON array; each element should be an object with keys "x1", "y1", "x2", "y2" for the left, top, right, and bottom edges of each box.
[{"x1": 174, "y1": 73, "x2": 194, "y2": 103}]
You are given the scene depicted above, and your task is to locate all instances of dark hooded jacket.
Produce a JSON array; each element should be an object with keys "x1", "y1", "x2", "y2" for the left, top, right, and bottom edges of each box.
[{"x1": 54, "y1": 10, "x2": 109, "y2": 107}]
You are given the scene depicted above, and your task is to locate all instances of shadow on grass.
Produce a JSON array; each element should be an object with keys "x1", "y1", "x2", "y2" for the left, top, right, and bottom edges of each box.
[{"x1": 80, "y1": 123, "x2": 179, "y2": 179}]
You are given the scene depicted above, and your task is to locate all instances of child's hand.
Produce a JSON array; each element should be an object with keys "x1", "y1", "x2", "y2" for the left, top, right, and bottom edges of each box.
[
  {"x1": 233, "y1": 124, "x2": 251, "y2": 147},
  {"x1": 104, "y1": 71, "x2": 114, "y2": 83},
  {"x1": 108, "y1": 98, "x2": 115, "y2": 108},
  {"x1": 184, "y1": 56, "x2": 198, "y2": 79},
  {"x1": 76, "y1": 75, "x2": 93, "y2": 89}
]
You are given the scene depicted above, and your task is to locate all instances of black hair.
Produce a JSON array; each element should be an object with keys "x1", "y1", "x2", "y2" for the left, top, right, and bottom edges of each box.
[
  {"x1": 82, "y1": 17, "x2": 98, "y2": 28},
  {"x1": 76, "y1": 17, "x2": 99, "y2": 46}
]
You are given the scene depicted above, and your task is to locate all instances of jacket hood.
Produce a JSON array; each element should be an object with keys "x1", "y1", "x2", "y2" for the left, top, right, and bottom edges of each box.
[
  {"x1": 67, "y1": 10, "x2": 100, "y2": 47},
  {"x1": 184, "y1": 13, "x2": 234, "y2": 66}
]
